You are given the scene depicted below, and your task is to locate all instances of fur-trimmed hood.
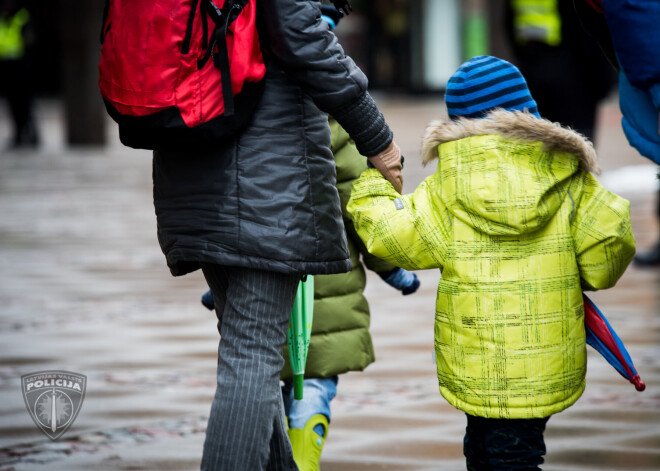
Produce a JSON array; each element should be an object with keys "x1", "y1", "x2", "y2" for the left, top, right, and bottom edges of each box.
[
  {"x1": 420, "y1": 110, "x2": 600, "y2": 236},
  {"x1": 422, "y1": 109, "x2": 599, "y2": 174}
]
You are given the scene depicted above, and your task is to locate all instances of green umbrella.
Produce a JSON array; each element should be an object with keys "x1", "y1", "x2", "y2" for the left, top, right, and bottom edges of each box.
[{"x1": 287, "y1": 275, "x2": 314, "y2": 400}]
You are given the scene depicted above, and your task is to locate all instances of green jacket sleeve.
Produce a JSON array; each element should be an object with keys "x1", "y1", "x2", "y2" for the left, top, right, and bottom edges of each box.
[
  {"x1": 347, "y1": 169, "x2": 447, "y2": 270},
  {"x1": 571, "y1": 173, "x2": 636, "y2": 290}
]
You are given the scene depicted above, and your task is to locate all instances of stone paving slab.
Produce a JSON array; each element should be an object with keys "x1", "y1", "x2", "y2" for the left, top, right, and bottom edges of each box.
[{"x1": 1, "y1": 97, "x2": 659, "y2": 470}]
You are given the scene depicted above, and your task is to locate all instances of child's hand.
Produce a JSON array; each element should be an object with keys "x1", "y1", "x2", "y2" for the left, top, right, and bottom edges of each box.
[
  {"x1": 201, "y1": 290, "x2": 215, "y2": 310},
  {"x1": 379, "y1": 267, "x2": 420, "y2": 295}
]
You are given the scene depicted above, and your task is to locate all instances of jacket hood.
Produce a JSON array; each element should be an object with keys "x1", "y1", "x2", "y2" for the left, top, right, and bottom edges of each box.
[{"x1": 421, "y1": 110, "x2": 599, "y2": 236}]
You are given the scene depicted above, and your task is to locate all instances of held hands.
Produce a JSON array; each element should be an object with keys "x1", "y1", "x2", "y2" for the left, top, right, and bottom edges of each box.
[
  {"x1": 367, "y1": 141, "x2": 403, "y2": 193},
  {"x1": 379, "y1": 267, "x2": 420, "y2": 295}
]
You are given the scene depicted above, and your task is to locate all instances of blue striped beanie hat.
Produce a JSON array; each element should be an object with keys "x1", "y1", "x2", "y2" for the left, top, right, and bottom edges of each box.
[{"x1": 445, "y1": 55, "x2": 540, "y2": 119}]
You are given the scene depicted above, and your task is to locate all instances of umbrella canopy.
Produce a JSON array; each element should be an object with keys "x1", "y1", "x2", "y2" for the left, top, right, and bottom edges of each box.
[
  {"x1": 287, "y1": 275, "x2": 315, "y2": 400},
  {"x1": 583, "y1": 294, "x2": 645, "y2": 391}
]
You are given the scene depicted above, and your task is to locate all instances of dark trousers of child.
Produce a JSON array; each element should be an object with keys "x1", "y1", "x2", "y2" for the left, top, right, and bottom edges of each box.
[{"x1": 464, "y1": 414, "x2": 550, "y2": 471}]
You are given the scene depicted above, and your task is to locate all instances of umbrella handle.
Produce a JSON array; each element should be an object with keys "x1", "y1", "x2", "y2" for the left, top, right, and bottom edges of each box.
[{"x1": 293, "y1": 374, "x2": 304, "y2": 400}]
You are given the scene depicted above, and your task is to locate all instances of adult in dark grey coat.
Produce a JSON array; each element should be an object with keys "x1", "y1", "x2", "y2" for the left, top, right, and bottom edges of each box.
[{"x1": 152, "y1": 1, "x2": 403, "y2": 469}]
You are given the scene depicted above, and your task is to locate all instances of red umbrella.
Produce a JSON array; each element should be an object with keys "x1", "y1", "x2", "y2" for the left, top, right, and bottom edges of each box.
[{"x1": 583, "y1": 294, "x2": 645, "y2": 391}]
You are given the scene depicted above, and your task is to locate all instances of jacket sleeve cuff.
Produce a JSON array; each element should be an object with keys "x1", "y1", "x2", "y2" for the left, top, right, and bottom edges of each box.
[{"x1": 331, "y1": 92, "x2": 393, "y2": 157}]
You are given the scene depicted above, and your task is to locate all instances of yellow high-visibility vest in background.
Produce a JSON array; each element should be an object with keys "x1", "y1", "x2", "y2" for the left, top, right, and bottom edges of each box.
[
  {"x1": 0, "y1": 8, "x2": 29, "y2": 60},
  {"x1": 512, "y1": 0, "x2": 562, "y2": 46}
]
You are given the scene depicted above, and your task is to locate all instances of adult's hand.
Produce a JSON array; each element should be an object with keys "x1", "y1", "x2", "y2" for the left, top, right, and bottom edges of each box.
[{"x1": 367, "y1": 141, "x2": 403, "y2": 193}]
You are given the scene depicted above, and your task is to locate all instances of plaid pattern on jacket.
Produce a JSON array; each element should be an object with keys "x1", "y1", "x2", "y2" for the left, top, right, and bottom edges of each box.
[{"x1": 347, "y1": 110, "x2": 635, "y2": 419}]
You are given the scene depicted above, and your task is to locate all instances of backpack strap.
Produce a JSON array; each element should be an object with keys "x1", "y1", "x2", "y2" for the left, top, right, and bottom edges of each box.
[
  {"x1": 198, "y1": 0, "x2": 248, "y2": 116},
  {"x1": 100, "y1": 0, "x2": 111, "y2": 44}
]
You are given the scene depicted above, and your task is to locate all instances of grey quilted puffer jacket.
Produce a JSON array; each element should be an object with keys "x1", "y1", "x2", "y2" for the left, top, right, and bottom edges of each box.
[{"x1": 152, "y1": 0, "x2": 392, "y2": 276}]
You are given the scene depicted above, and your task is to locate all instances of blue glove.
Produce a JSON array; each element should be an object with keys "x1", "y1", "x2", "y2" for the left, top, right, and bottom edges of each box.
[
  {"x1": 379, "y1": 267, "x2": 420, "y2": 295},
  {"x1": 201, "y1": 290, "x2": 215, "y2": 310}
]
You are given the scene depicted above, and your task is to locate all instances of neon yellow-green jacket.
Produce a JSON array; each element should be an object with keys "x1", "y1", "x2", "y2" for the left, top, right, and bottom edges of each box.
[
  {"x1": 511, "y1": 0, "x2": 562, "y2": 46},
  {"x1": 348, "y1": 110, "x2": 635, "y2": 419},
  {"x1": 0, "y1": 8, "x2": 29, "y2": 60}
]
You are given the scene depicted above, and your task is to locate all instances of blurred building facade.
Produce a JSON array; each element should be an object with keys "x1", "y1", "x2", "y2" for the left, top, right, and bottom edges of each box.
[
  {"x1": 24, "y1": 0, "x2": 492, "y2": 98},
  {"x1": 334, "y1": 0, "x2": 466, "y2": 92},
  {"x1": 17, "y1": 0, "x2": 503, "y2": 145}
]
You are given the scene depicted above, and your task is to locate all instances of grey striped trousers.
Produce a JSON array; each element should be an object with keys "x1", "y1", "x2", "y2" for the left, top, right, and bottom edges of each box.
[{"x1": 201, "y1": 263, "x2": 300, "y2": 471}]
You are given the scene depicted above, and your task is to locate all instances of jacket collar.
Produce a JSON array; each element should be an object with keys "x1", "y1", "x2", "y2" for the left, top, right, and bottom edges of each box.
[{"x1": 421, "y1": 109, "x2": 599, "y2": 174}]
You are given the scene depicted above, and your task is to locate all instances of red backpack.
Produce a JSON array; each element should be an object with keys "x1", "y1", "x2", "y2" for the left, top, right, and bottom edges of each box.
[{"x1": 99, "y1": 0, "x2": 266, "y2": 150}]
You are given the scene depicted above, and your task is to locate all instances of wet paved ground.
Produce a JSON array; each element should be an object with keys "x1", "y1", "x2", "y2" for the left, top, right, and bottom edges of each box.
[{"x1": 0, "y1": 96, "x2": 659, "y2": 471}]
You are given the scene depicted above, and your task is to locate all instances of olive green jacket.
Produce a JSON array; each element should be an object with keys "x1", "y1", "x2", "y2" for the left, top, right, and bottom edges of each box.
[
  {"x1": 281, "y1": 119, "x2": 397, "y2": 380},
  {"x1": 348, "y1": 110, "x2": 635, "y2": 418}
]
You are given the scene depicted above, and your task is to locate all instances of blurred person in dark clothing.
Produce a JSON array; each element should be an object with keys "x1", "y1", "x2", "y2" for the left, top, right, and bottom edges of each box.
[
  {"x1": 0, "y1": 0, "x2": 39, "y2": 149},
  {"x1": 365, "y1": 0, "x2": 411, "y2": 91},
  {"x1": 504, "y1": 0, "x2": 615, "y2": 143}
]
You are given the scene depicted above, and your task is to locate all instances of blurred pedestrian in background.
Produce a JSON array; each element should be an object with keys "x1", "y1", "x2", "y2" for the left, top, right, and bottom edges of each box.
[
  {"x1": 504, "y1": 0, "x2": 616, "y2": 143},
  {"x1": 573, "y1": 0, "x2": 660, "y2": 266},
  {"x1": 0, "y1": 0, "x2": 39, "y2": 149},
  {"x1": 365, "y1": 0, "x2": 411, "y2": 91},
  {"x1": 348, "y1": 56, "x2": 635, "y2": 470}
]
